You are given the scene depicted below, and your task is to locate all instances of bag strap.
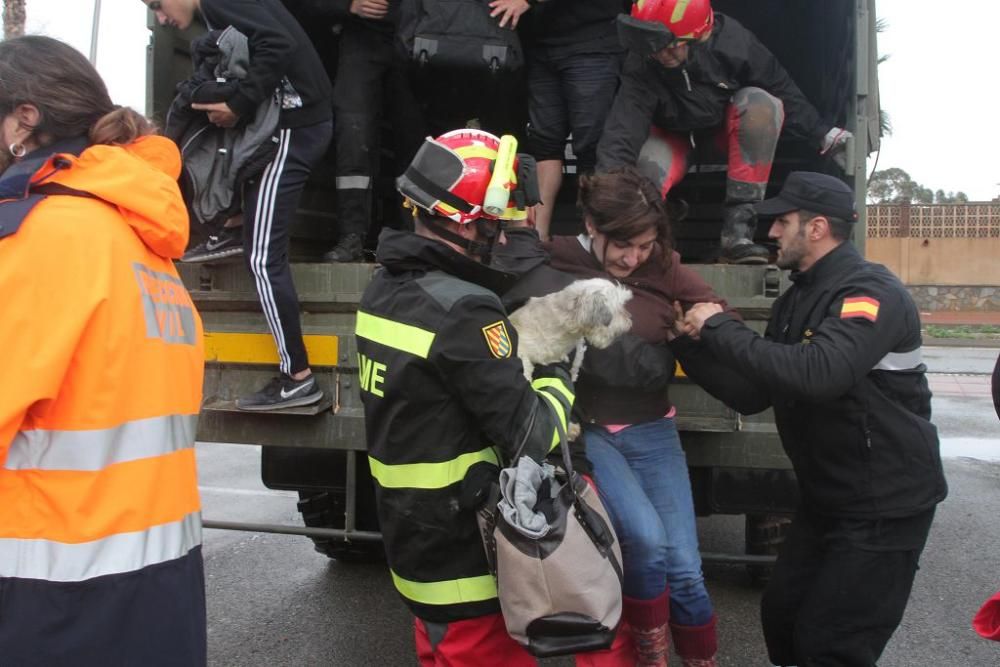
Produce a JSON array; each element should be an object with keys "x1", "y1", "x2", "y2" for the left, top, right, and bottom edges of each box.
[
  {"x1": 556, "y1": 418, "x2": 626, "y2": 584},
  {"x1": 508, "y1": 396, "x2": 577, "y2": 477}
]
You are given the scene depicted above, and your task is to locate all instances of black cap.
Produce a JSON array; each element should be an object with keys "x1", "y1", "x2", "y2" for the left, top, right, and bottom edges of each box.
[{"x1": 754, "y1": 171, "x2": 858, "y2": 222}]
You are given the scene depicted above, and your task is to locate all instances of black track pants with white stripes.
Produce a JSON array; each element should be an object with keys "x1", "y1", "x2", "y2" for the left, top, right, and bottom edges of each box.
[{"x1": 242, "y1": 119, "x2": 333, "y2": 375}]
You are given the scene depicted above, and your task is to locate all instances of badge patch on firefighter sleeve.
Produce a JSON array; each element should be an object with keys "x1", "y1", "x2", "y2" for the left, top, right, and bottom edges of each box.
[
  {"x1": 840, "y1": 296, "x2": 880, "y2": 322},
  {"x1": 482, "y1": 321, "x2": 512, "y2": 359}
]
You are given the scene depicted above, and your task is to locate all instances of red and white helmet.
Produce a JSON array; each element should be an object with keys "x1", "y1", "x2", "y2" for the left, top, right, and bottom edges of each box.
[
  {"x1": 631, "y1": 0, "x2": 714, "y2": 41},
  {"x1": 397, "y1": 129, "x2": 527, "y2": 224}
]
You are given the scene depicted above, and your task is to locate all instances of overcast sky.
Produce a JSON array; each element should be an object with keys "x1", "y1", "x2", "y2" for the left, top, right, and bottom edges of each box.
[{"x1": 22, "y1": 0, "x2": 998, "y2": 201}]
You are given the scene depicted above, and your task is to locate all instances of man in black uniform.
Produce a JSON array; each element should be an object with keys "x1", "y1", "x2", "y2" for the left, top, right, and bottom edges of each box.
[
  {"x1": 675, "y1": 172, "x2": 947, "y2": 666},
  {"x1": 355, "y1": 129, "x2": 577, "y2": 665},
  {"x1": 308, "y1": 0, "x2": 425, "y2": 262},
  {"x1": 600, "y1": 0, "x2": 850, "y2": 264}
]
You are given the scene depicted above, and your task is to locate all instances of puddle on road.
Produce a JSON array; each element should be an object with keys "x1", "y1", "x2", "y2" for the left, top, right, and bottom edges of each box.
[{"x1": 940, "y1": 438, "x2": 1000, "y2": 462}]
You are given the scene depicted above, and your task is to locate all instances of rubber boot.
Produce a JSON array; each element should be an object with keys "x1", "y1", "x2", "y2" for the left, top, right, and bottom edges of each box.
[
  {"x1": 719, "y1": 203, "x2": 769, "y2": 264},
  {"x1": 624, "y1": 590, "x2": 670, "y2": 667},
  {"x1": 671, "y1": 615, "x2": 718, "y2": 667},
  {"x1": 323, "y1": 233, "x2": 364, "y2": 263}
]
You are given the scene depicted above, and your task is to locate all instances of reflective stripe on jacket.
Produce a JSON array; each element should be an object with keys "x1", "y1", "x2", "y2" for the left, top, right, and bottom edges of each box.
[
  {"x1": 357, "y1": 229, "x2": 574, "y2": 623},
  {"x1": 0, "y1": 135, "x2": 206, "y2": 664}
]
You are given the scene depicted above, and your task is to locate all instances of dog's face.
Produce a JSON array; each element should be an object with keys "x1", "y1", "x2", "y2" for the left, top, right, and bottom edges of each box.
[{"x1": 563, "y1": 279, "x2": 632, "y2": 348}]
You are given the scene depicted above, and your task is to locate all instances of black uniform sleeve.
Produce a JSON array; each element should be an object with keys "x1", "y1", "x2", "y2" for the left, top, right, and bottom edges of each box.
[
  {"x1": 200, "y1": 0, "x2": 298, "y2": 119},
  {"x1": 724, "y1": 24, "x2": 828, "y2": 145},
  {"x1": 669, "y1": 335, "x2": 772, "y2": 415},
  {"x1": 596, "y1": 57, "x2": 659, "y2": 169},
  {"x1": 434, "y1": 297, "x2": 575, "y2": 464},
  {"x1": 698, "y1": 284, "x2": 910, "y2": 402}
]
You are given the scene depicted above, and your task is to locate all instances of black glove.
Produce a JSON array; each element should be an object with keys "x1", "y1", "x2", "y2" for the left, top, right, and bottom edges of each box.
[
  {"x1": 458, "y1": 461, "x2": 500, "y2": 511},
  {"x1": 532, "y1": 355, "x2": 576, "y2": 385}
]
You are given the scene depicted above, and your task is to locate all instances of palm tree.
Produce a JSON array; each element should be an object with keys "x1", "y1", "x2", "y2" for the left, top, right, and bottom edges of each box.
[
  {"x1": 874, "y1": 17, "x2": 892, "y2": 138},
  {"x1": 4, "y1": 0, "x2": 26, "y2": 39}
]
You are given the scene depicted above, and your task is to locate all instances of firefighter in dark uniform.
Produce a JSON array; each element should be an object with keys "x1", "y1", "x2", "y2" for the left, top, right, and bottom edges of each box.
[
  {"x1": 355, "y1": 129, "x2": 577, "y2": 665},
  {"x1": 674, "y1": 172, "x2": 948, "y2": 666}
]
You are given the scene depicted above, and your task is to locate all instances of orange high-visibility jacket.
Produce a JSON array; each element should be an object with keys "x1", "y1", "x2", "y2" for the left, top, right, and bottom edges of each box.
[{"x1": 0, "y1": 135, "x2": 206, "y2": 664}]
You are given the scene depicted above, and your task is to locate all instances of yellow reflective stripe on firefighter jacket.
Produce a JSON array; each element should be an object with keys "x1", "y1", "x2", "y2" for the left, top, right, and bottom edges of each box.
[
  {"x1": 0, "y1": 136, "x2": 206, "y2": 665},
  {"x1": 355, "y1": 230, "x2": 574, "y2": 624}
]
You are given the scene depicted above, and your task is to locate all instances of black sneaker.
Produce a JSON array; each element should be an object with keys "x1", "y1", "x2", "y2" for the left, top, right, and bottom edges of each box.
[
  {"x1": 236, "y1": 374, "x2": 323, "y2": 411},
  {"x1": 322, "y1": 233, "x2": 364, "y2": 263},
  {"x1": 720, "y1": 241, "x2": 770, "y2": 265},
  {"x1": 181, "y1": 227, "x2": 244, "y2": 263}
]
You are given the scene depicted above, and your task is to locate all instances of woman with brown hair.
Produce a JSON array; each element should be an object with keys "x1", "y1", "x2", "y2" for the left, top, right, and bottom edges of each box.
[
  {"x1": 0, "y1": 36, "x2": 206, "y2": 664},
  {"x1": 545, "y1": 166, "x2": 726, "y2": 667}
]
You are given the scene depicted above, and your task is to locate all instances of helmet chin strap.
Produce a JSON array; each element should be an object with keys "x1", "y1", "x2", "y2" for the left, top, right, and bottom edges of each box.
[{"x1": 423, "y1": 217, "x2": 503, "y2": 264}]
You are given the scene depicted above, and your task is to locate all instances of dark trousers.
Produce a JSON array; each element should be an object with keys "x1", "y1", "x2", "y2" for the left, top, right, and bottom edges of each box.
[
  {"x1": 242, "y1": 119, "x2": 333, "y2": 375},
  {"x1": 0, "y1": 548, "x2": 207, "y2": 667},
  {"x1": 332, "y1": 26, "x2": 423, "y2": 239},
  {"x1": 761, "y1": 508, "x2": 936, "y2": 667},
  {"x1": 525, "y1": 51, "x2": 623, "y2": 174}
]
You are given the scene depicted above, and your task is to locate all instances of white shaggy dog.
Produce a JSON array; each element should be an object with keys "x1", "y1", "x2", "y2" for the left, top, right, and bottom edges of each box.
[{"x1": 509, "y1": 278, "x2": 633, "y2": 382}]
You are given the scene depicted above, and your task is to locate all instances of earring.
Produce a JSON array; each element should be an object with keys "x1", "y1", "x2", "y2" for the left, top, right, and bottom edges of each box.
[{"x1": 9, "y1": 142, "x2": 26, "y2": 159}]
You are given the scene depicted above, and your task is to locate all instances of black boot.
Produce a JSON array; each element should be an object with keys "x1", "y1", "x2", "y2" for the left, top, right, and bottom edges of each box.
[
  {"x1": 719, "y1": 203, "x2": 769, "y2": 265},
  {"x1": 323, "y1": 233, "x2": 364, "y2": 263}
]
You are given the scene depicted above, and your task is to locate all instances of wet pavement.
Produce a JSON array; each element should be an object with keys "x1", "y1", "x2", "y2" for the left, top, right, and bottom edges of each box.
[
  {"x1": 197, "y1": 345, "x2": 1000, "y2": 666},
  {"x1": 923, "y1": 347, "x2": 999, "y2": 376},
  {"x1": 929, "y1": 373, "x2": 992, "y2": 399}
]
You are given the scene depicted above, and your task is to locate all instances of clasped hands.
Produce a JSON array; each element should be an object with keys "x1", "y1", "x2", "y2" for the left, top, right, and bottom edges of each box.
[{"x1": 668, "y1": 301, "x2": 724, "y2": 341}]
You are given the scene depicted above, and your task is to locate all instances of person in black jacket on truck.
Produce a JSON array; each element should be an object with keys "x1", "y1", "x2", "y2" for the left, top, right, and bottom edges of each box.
[
  {"x1": 145, "y1": 0, "x2": 333, "y2": 411},
  {"x1": 488, "y1": 0, "x2": 629, "y2": 242},
  {"x1": 286, "y1": 0, "x2": 425, "y2": 263},
  {"x1": 600, "y1": 0, "x2": 851, "y2": 264},
  {"x1": 675, "y1": 172, "x2": 948, "y2": 666}
]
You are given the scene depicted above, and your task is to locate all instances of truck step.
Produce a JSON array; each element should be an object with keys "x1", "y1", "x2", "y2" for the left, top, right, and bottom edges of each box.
[{"x1": 202, "y1": 396, "x2": 335, "y2": 417}]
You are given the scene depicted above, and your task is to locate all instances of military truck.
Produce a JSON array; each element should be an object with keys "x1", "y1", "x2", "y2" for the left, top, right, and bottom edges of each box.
[{"x1": 147, "y1": 0, "x2": 882, "y2": 568}]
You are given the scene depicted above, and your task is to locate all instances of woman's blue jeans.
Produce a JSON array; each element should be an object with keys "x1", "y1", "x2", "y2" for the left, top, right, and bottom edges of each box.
[{"x1": 584, "y1": 417, "x2": 714, "y2": 626}]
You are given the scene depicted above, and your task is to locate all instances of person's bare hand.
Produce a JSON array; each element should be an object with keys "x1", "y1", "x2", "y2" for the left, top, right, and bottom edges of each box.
[
  {"x1": 666, "y1": 301, "x2": 696, "y2": 341},
  {"x1": 190, "y1": 101, "x2": 238, "y2": 128},
  {"x1": 489, "y1": 0, "x2": 530, "y2": 29},
  {"x1": 684, "y1": 302, "x2": 724, "y2": 337},
  {"x1": 350, "y1": 0, "x2": 389, "y2": 20}
]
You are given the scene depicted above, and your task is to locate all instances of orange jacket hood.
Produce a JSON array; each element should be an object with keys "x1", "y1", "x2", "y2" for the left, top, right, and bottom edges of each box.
[{"x1": 24, "y1": 135, "x2": 189, "y2": 258}]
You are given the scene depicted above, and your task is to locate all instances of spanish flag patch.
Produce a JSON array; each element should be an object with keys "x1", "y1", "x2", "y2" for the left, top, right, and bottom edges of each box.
[
  {"x1": 482, "y1": 321, "x2": 513, "y2": 359},
  {"x1": 840, "y1": 296, "x2": 880, "y2": 322}
]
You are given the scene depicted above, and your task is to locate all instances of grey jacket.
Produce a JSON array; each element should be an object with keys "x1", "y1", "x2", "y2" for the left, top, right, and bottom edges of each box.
[{"x1": 166, "y1": 26, "x2": 281, "y2": 227}]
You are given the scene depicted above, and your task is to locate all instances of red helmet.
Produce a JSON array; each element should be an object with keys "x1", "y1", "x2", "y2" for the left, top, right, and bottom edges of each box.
[
  {"x1": 397, "y1": 129, "x2": 526, "y2": 224},
  {"x1": 631, "y1": 0, "x2": 714, "y2": 41}
]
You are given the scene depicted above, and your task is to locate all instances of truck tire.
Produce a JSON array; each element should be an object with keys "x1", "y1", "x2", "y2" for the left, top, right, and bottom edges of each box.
[
  {"x1": 744, "y1": 513, "x2": 791, "y2": 586},
  {"x1": 297, "y1": 488, "x2": 384, "y2": 563}
]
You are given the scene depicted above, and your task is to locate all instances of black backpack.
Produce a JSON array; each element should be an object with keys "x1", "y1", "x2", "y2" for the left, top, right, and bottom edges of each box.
[{"x1": 398, "y1": 0, "x2": 524, "y2": 74}]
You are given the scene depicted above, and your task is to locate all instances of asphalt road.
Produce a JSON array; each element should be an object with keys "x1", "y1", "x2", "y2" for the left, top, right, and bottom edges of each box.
[{"x1": 197, "y1": 347, "x2": 1000, "y2": 666}]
